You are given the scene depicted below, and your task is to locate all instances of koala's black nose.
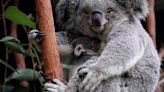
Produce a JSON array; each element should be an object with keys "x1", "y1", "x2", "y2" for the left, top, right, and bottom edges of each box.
[{"x1": 91, "y1": 11, "x2": 102, "y2": 27}]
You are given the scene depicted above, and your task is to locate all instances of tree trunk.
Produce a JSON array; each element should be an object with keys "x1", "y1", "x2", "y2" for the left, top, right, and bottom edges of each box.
[
  {"x1": 35, "y1": 0, "x2": 64, "y2": 82},
  {"x1": 147, "y1": 0, "x2": 156, "y2": 47}
]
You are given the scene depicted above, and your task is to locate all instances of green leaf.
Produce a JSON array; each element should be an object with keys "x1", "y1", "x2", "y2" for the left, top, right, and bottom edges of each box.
[
  {"x1": 11, "y1": 69, "x2": 39, "y2": 81},
  {"x1": 24, "y1": 51, "x2": 36, "y2": 58},
  {"x1": 4, "y1": 41, "x2": 26, "y2": 54},
  {"x1": 0, "y1": 36, "x2": 20, "y2": 43},
  {"x1": 3, "y1": 6, "x2": 36, "y2": 29},
  {"x1": 1, "y1": 38, "x2": 35, "y2": 57},
  {"x1": 0, "y1": 85, "x2": 14, "y2": 92},
  {"x1": 0, "y1": 59, "x2": 16, "y2": 72}
]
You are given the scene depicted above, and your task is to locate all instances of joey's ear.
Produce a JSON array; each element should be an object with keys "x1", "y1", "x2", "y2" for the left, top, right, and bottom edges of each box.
[
  {"x1": 116, "y1": 0, "x2": 148, "y2": 20},
  {"x1": 74, "y1": 44, "x2": 86, "y2": 57}
]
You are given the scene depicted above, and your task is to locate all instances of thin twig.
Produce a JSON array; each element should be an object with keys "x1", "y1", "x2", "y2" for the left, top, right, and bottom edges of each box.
[
  {"x1": 1, "y1": 0, "x2": 10, "y2": 36},
  {"x1": 1, "y1": 1, "x2": 10, "y2": 91}
]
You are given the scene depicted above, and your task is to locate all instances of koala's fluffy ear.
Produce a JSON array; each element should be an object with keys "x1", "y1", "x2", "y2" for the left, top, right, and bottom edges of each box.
[
  {"x1": 55, "y1": 0, "x2": 81, "y2": 30},
  {"x1": 116, "y1": 0, "x2": 148, "y2": 20},
  {"x1": 55, "y1": 0, "x2": 69, "y2": 28}
]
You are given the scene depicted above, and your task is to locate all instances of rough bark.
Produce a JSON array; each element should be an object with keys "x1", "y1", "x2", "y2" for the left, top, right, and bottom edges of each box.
[
  {"x1": 35, "y1": 0, "x2": 64, "y2": 82},
  {"x1": 147, "y1": 0, "x2": 156, "y2": 47}
]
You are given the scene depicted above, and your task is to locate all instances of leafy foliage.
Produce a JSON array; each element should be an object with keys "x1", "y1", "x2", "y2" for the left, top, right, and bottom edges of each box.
[
  {"x1": 0, "y1": 36, "x2": 20, "y2": 43},
  {"x1": 10, "y1": 69, "x2": 39, "y2": 81},
  {"x1": 0, "y1": 36, "x2": 36, "y2": 57},
  {"x1": 3, "y1": 6, "x2": 36, "y2": 29},
  {"x1": 0, "y1": 4, "x2": 42, "y2": 92},
  {"x1": 4, "y1": 41, "x2": 26, "y2": 54}
]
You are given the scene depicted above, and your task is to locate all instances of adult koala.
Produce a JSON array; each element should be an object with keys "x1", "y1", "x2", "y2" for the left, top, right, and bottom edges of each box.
[{"x1": 44, "y1": 0, "x2": 160, "y2": 92}]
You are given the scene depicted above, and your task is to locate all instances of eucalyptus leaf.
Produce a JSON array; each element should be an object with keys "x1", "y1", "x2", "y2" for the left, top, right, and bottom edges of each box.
[
  {"x1": 0, "y1": 85, "x2": 14, "y2": 92},
  {"x1": 25, "y1": 51, "x2": 36, "y2": 57},
  {"x1": 0, "y1": 59, "x2": 16, "y2": 72},
  {"x1": 3, "y1": 40, "x2": 35, "y2": 57},
  {"x1": 0, "y1": 36, "x2": 20, "y2": 43},
  {"x1": 11, "y1": 69, "x2": 39, "y2": 81},
  {"x1": 4, "y1": 6, "x2": 36, "y2": 29},
  {"x1": 4, "y1": 41, "x2": 26, "y2": 54}
]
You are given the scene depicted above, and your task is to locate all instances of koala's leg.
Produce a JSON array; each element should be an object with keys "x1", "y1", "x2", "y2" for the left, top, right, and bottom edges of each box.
[
  {"x1": 66, "y1": 75, "x2": 81, "y2": 92},
  {"x1": 65, "y1": 56, "x2": 99, "y2": 92},
  {"x1": 56, "y1": 31, "x2": 73, "y2": 45}
]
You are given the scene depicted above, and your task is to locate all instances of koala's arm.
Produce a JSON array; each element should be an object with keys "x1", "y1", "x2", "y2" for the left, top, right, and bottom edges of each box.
[
  {"x1": 56, "y1": 31, "x2": 73, "y2": 53},
  {"x1": 77, "y1": 28, "x2": 145, "y2": 91},
  {"x1": 56, "y1": 31, "x2": 75, "y2": 64},
  {"x1": 88, "y1": 30, "x2": 145, "y2": 78}
]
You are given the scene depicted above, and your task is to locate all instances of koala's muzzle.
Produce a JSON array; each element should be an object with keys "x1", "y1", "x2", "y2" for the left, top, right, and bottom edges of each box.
[{"x1": 91, "y1": 11, "x2": 103, "y2": 27}]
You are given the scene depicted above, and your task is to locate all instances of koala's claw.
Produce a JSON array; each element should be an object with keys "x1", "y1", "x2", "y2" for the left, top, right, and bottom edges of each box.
[
  {"x1": 44, "y1": 79, "x2": 66, "y2": 92},
  {"x1": 77, "y1": 66, "x2": 102, "y2": 92},
  {"x1": 39, "y1": 72, "x2": 56, "y2": 85},
  {"x1": 28, "y1": 29, "x2": 45, "y2": 43},
  {"x1": 77, "y1": 66, "x2": 88, "y2": 79}
]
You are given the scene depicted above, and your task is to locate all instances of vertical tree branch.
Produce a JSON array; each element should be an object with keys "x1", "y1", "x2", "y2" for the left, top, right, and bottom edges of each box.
[
  {"x1": 9, "y1": 0, "x2": 29, "y2": 88},
  {"x1": 1, "y1": 0, "x2": 10, "y2": 87},
  {"x1": 35, "y1": 0, "x2": 64, "y2": 82},
  {"x1": 147, "y1": 0, "x2": 156, "y2": 47},
  {"x1": 10, "y1": 23, "x2": 26, "y2": 69},
  {"x1": 1, "y1": 0, "x2": 8, "y2": 36},
  {"x1": 10, "y1": 22, "x2": 30, "y2": 88}
]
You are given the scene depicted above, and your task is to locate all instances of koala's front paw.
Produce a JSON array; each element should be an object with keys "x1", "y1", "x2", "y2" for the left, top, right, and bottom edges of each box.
[
  {"x1": 77, "y1": 66, "x2": 103, "y2": 92},
  {"x1": 44, "y1": 79, "x2": 66, "y2": 92},
  {"x1": 28, "y1": 29, "x2": 45, "y2": 43}
]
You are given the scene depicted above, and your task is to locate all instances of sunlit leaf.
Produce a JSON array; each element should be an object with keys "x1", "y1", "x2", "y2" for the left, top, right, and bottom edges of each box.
[
  {"x1": 11, "y1": 69, "x2": 39, "y2": 81},
  {"x1": 3, "y1": 6, "x2": 36, "y2": 29},
  {"x1": 0, "y1": 36, "x2": 20, "y2": 43},
  {"x1": 0, "y1": 59, "x2": 16, "y2": 72}
]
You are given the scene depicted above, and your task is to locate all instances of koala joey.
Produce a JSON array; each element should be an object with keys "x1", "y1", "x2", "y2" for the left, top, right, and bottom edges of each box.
[
  {"x1": 71, "y1": 36, "x2": 100, "y2": 56},
  {"x1": 44, "y1": 0, "x2": 160, "y2": 92},
  {"x1": 59, "y1": 36, "x2": 100, "y2": 66},
  {"x1": 53, "y1": 35, "x2": 101, "y2": 83},
  {"x1": 68, "y1": 37, "x2": 101, "y2": 79}
]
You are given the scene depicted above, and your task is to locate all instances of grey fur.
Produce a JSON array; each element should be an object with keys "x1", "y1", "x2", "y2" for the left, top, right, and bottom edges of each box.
[
  {"x1": 58, "y1": 35, "x2": 100, "y2": 65},
  {"x1": 115, "y1": 0, "x2": 149, "y2": 19},
  {"x1": 55, "y1": 0, "x2": 148, "y2": 31},
  {"x1": 52, "y1": 0, "x2": 160, "y2": 92}
]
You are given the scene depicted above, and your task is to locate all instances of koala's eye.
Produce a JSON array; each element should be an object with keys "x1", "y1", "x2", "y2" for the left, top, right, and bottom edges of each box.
[
  {"x1": 84, "y1": 11, "x2": 89, "y2": 14},
  {"x1": 84, "y1": 10, "x2": 90, "y2": 15},
  {"x1": 83, "y1": 8, "x2": 90, "y2": 16},
  {"x1": 107, "y1": 8, "x2": 113, "y2": 14}
]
